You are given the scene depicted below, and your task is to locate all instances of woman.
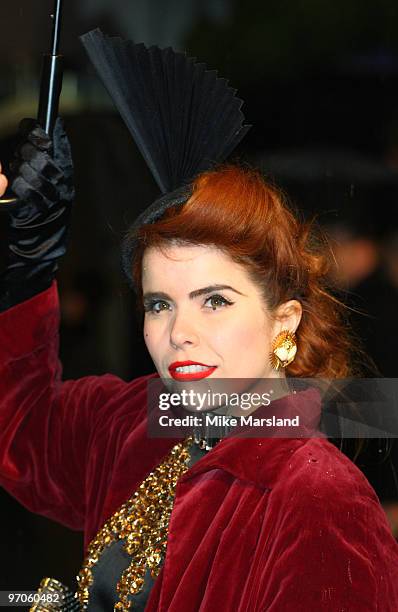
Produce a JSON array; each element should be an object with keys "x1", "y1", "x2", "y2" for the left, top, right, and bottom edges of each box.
[
  {"x1": 1, "y1": 34, "x2": 398, "y2": 612},
  {"x1": 1, "y1": 152, "x2": 398, "y2": 610}
]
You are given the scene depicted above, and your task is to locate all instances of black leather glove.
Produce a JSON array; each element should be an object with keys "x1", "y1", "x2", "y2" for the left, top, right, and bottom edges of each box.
[{"x1": 0, "y1": 118, "x2": 74, "y2": 311}]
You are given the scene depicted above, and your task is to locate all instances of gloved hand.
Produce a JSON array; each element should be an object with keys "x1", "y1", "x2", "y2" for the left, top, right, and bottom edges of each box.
[{"x1": 0, "y1": 118, "x2": 74, "y2": 311}]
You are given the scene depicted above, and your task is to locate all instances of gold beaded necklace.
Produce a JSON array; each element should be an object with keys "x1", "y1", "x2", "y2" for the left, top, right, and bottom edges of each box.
[{"x1": 75, "y1": 437, "x2": 193, "y2": 611}]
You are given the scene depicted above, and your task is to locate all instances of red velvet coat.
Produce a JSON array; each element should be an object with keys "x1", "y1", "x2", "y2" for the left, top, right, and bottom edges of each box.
[{"x1": 1, "y1": 282, "x2": 398, "y2": 611}]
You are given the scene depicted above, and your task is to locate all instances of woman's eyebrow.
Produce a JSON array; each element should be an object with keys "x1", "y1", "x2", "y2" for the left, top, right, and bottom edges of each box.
[
  {"x1": 189, "y1": 284, "x2": 246, "y2": 298},
  {"x1": 143, "y1": 291, "x2": 171, "y2": 302},
  {"x1": 143, "y1": 285, "x2": 246, "y2": 302}
]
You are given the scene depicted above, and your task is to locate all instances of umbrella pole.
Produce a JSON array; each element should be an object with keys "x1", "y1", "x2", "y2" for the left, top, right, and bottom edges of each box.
[
  {"x1": 37, "y1": 0, "x2": 64, "y2": 134},
  {"x1": 1, "y1": 0, "x2": 64, "y2": 204}
]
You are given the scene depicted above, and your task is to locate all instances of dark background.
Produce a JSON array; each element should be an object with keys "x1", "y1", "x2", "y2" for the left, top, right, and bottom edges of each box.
[{"x1": 1, "y1": 0, "x2": 398, "y2": 596}]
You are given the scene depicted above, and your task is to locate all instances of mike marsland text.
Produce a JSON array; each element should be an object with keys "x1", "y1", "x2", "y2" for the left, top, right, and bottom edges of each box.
[{"x1": 158, "y1": 414, "x2": 300, "y2": 427}]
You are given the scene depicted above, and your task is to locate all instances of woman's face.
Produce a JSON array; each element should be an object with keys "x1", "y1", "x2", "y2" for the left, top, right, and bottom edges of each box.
[{"x1": 142, "y1": 244, "x2": 300, "y2": 385}]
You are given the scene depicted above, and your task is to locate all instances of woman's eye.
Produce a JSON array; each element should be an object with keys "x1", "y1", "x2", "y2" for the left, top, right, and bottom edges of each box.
[
  {"x1": 144, "y1": 300, "x2": 171, "y2": 314},
  {"x1": 204, "y1": 294, "x2": 233, "y2": 310}
]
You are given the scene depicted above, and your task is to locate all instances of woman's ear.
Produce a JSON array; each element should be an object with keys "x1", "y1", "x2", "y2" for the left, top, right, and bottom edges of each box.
[{"x1": 272, "y1": 300, "x2": 302, "y2": 335}]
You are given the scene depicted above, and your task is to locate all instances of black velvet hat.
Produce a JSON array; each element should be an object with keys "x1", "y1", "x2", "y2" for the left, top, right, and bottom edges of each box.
[{"x1": 80, "y1": 29, "x2": 250, "y2": 285}]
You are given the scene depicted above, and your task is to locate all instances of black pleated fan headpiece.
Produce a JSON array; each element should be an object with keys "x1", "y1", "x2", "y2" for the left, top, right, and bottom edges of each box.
[{"x1": 80, "y1": 28, "x2": 250, "y2": 283}]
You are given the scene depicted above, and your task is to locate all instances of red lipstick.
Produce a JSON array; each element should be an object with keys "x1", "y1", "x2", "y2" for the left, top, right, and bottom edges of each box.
[{"x1": 168, "y1": 360, "x2": 217, "y2": 381}]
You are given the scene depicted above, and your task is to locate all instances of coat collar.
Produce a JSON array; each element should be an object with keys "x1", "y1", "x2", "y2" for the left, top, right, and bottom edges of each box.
[{"x1": 179, "y1": 386, "x2": 323, "y2": 490}]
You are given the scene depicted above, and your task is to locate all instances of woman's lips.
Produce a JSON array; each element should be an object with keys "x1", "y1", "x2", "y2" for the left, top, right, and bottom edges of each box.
[{"x1": 168, "y1": 360, "x2": 217, "y2": 381}]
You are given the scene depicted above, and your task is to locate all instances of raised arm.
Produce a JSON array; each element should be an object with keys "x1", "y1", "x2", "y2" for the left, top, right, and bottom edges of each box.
[{"x1": 0, "y1": 121, "x2": 130, "y2": 531}]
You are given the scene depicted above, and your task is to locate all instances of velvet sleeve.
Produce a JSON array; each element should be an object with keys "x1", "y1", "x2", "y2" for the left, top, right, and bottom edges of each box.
[
  {"x1": 252, "y1": 442, "x2": 398, "y2": 610},
  {"x1": 0, "y1": 281, "x2": 142, "y2": 531}
]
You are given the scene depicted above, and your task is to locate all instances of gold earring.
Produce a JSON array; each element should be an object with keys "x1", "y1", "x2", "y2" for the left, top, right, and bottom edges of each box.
[{"x1": 270, "y1": 329, "x2": 297, "y2": 370}]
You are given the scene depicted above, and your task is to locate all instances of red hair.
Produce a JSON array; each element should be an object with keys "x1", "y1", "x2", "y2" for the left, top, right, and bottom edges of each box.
[{"x1": 131, "y1": 165, "x2": 355, "y2": 378}]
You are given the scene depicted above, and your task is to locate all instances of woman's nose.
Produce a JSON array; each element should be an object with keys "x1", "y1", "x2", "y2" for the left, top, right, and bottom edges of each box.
[{"x1": 169, "y1": 311, "x2": 200, "y2": 349}]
